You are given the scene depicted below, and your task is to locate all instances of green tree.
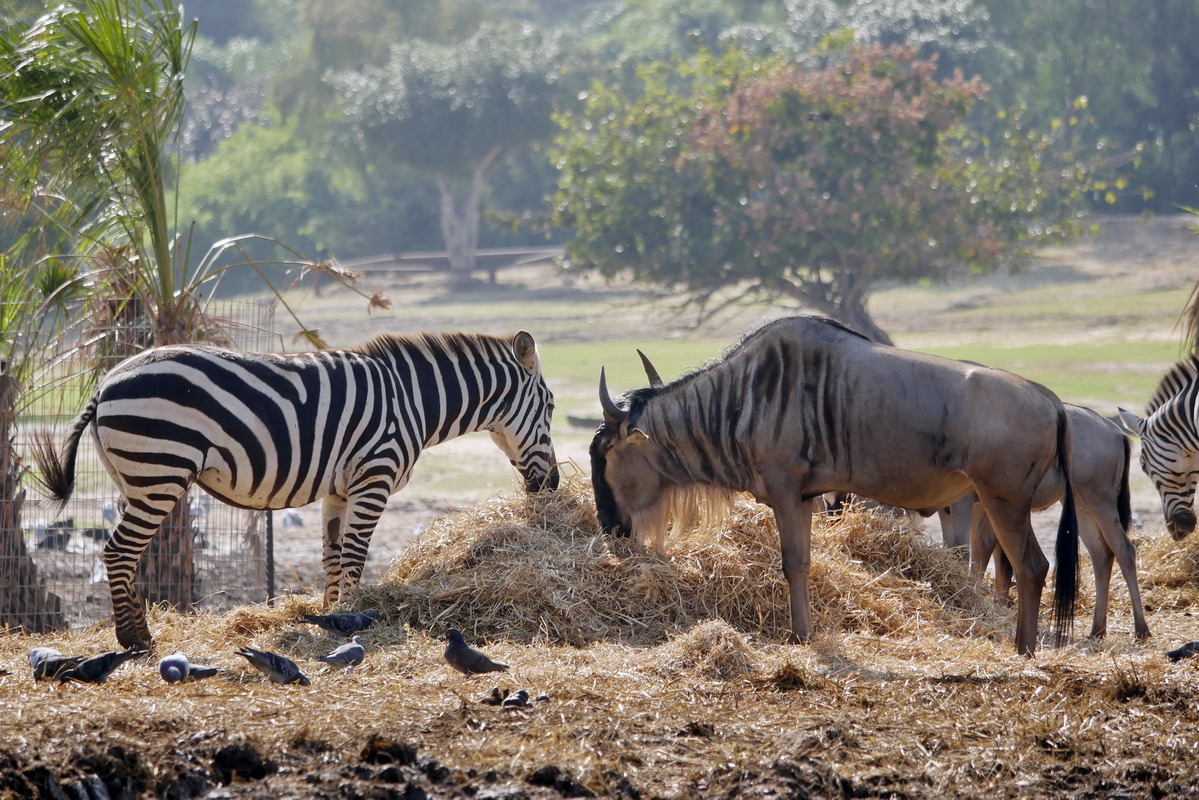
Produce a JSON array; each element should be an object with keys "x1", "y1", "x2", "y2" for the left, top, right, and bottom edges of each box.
[
  {"x1": 980, "y1": 0, "x2": 1199, "y2": 209},
  {"x1": 334, "y1": 23, "x2": 569, "y2": 282},
  {"x1": 550, "y1": 46, "x2": 1110, "y2": 343}
]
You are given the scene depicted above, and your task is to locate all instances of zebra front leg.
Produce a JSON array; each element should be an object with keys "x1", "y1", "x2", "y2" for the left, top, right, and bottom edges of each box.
[
  {"x1": 321, "y1": 496, "x2": 348, "y2": 606},
  {"x1": 338, "y1": 480, "x2": 393, "y2": 595}
]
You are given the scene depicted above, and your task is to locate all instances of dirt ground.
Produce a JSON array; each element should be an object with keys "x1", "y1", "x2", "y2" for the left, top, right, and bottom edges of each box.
[{"x1": 5, "y1": 214, "x2": 1199, "y2": 799}]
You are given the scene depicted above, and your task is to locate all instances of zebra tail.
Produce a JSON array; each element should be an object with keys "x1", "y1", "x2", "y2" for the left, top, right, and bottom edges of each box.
[
  {"x1": 1052, "y1": 406, "x2": 1080, "y2": 648},
  {"x1": 1117, "y1": 435, "x2": 1132, "y2": 532},
  {"x1": 31, "y1": 395, "x2": 98, "y2": 510}
]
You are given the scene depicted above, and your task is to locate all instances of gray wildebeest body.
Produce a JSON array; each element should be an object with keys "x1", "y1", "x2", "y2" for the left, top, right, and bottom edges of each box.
[
  {"x1": 949, "y1": 404, "x2": 1145, "y2": 640},
  {"x1": 591, "y1": 316, "x2": 1079, "y2": 656}
]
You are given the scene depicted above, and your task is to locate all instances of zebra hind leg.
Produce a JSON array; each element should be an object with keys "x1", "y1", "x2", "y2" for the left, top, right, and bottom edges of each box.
[{"x1": 105, "y1": 489, "x2": 190, "y2": 649}]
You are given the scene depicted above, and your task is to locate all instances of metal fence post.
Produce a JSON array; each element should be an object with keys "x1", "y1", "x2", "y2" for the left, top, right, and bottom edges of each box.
[{"x1": 266, "y1": 509, "x2": 275, "y2": 606}]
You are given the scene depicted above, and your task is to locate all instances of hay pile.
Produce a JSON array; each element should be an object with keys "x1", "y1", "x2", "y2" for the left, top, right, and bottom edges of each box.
[
  {"x1": 1139, "y1": 530, "x2": 1199, "y2": 610},
  {"x1": 362, "y1": 476, "x2": 1010, "y2": 647}
]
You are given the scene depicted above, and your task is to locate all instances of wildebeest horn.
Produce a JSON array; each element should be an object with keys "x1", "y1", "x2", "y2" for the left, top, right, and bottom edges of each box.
[
  {"x1": 598, "y1": 367, "x2": 627, "y2": 424},
  {"x1": 637, "y1": 349, "x2": 663, "y2": 388}
]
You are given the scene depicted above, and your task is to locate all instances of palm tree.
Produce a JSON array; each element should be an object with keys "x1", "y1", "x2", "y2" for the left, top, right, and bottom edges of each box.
[{"x1": 0, "y1": 0, "x2": 385, "y2": 620}]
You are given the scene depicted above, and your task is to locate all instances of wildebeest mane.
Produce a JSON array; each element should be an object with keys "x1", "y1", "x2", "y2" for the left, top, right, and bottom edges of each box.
[{"x1": 623, "y1": 315, "x2": 867, "y2": 404}]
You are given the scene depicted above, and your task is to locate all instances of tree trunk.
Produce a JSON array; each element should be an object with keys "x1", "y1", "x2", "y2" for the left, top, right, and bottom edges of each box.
[
  {"x1": 135, "y1": 498, "x2": 196, "y2": 611},
  {"x1": 0, "y1": 371, "x2": 66, "y2": 632},
  {"x1": 836, "y1": 300, "x2": 894, "y2": 346},
  {"x1": 434, "y1": 146, "x2": 505, "y2": 287}
]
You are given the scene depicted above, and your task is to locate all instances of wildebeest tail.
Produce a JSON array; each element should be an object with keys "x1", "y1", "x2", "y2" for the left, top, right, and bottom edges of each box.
[
  {"x1": 1117, "y1": 435, "x2": 1132, "y2": 532},
  {"x1": 31, "y1": 394, "x2": 98, "y2": 510},
  {"x1": 1052, "y1": 406, "x2": 1079, "y2": 648}
]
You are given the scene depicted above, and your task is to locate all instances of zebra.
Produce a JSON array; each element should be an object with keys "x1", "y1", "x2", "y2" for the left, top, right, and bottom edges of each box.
[
  {"x1": 592, "y1": 316, "x2": 1079, "y2": 656},
  {"x1": 1118, "y1": 355, "x2": 1199, "y2": 540},
  {"x1": 34, "y1": 330, "x2": 559, "y2": 649}
]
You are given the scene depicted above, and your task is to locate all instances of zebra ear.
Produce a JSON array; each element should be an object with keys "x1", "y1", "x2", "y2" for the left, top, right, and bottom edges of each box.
[
  {"x1": 1116, "y1": 408, "x2": 1145, "y2": 437},
  {"x1": 512, "y1": 331, "x2": 539, "y2": 373}
]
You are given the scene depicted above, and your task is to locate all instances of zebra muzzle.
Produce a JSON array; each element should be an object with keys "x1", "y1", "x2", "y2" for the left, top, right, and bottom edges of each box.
[{"x1": 1169, "y1": 508, "x2": 1197, "y2": 540}]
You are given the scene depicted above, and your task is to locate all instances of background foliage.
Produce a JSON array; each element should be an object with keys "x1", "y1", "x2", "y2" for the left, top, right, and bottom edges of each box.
[{"x1": 2, "y1": 0, "x2": 1195, "y2": 304}]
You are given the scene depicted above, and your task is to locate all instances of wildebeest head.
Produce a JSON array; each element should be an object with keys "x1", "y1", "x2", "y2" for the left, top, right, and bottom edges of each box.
[
  {"x1": 488, "y1": 331, "x2": 560, "y2": 493},
  {"x1": 1119, "y1": 407, "x2": 1198, "y2": 540},
  {"x1": 590, "y1": 366, "x2": 665, "y2": 537},
  {"x1": 592, "y1": 351, "x2": 736, "y2": 549}
]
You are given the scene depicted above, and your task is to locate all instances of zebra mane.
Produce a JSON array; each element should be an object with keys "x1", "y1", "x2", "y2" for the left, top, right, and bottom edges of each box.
[
  {"x1": 352, "y1": 331, "x2": 509, "y2": 361},
  {"x1": 1145, "y1": 355, "x2": 1199, "y2": 415}
]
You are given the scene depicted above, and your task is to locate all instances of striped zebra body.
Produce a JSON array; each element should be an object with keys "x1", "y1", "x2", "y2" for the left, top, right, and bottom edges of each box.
[
  {"x1": 1119, "y1": 355, "x2": 1199, "y2": 539},
  {"x1": 36, "y1": 330, "x2": 558, "y2": 649}
]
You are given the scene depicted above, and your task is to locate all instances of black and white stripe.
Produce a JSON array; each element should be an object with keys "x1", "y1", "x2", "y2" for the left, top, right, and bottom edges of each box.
[
  {"x1": 36, "y1": 330, "x2": 558, "y2": 649},
  {"x1": 1119, "y1": 356, "x2": 1199, "y2": 539}
]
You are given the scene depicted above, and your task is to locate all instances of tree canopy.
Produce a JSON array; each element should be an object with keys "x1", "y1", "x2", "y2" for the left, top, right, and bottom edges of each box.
[{"x1": 550, "y1": 46, "x2": 1112, "y2": 341}]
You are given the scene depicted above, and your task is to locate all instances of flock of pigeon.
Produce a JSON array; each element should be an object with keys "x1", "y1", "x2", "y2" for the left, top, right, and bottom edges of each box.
[{"x1": 25, "y1": 610, "x2": 513, "y2": 688}]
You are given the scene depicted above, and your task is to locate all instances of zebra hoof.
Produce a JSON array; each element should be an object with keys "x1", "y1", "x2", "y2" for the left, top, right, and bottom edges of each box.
[{"x1": 116, "y1": 628, "x2": 152, "y2": 651}]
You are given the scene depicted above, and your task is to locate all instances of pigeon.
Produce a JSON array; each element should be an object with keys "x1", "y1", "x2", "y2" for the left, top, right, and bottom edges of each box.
[
  {"x1": 59, "y1": 647, "x2": 146, "y2": 684},
  {"x1": 298, "y1": 610, "x2": 380, "y2": 637},
  {"x1": 444, "y1": 628, "x2": 508, "y2": 676},
  {"x1": 317, "y1": 635, "x2": 365, "y2": 669},
  {"x1": 501, "y1": 689, "x2": 531, "y2": 709},
  {"x1": 1167, "y1": 641, "x2": 1199, "y2": 662},
  {"x1": 28, "y1": 647, "x2": 86, "y2": 682},
  {"x1": 158, "y1": 651, "x2": 221, "y2": 683},
  {"x1": 235, "y1": 646, "x2": 310, "y2": 686}
]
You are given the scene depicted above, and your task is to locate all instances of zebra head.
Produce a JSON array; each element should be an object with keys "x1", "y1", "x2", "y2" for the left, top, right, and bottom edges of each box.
[
  {"x1": 1119, "y1": 405, "x2": 1199, "y2": 540},
  {"x1": 488, "y1": 331, "x2": 559, "y2": 493}
]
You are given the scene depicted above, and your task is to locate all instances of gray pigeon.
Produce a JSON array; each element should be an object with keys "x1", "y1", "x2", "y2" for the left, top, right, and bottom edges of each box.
[
  {"x1": 298, "y1": 610, "x2": 380, "y2": 637},
  {"x1": 28, "y1": 647, "x2": 86, "y2": 682},
  {"x1": 158, "y1": 651, "x2": 221, "y2": 683},
  {"x1": 235, "y1": 646, "x2": 310, "y2": 686},
  {"x1": 444, "y1": 628, "x2": 509, "y2": 676},
  {"x1": 317, "y1": 635, "x2": 365, "y2": 669},
  {"x1": 59, "y1": 647, "x2": 146, "y2": 684}
]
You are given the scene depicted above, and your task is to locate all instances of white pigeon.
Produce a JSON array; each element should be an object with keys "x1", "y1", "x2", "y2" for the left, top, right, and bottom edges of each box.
[{"x1": 317, "y1": 636, "x2": 365, "y2": 671}]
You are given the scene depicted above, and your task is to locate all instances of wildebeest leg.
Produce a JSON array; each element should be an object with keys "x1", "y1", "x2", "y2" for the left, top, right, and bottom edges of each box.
[
  {"x1": 939, "y1": 494, "x2": 973, "y2": 552},
  {"x1": 1078, "y1": 512, "x2": 1114, "y2": 639},
  {"x1": 1083, "y1": 503, "x2": 1150, "y2": 640},
  {"x1": 321, "y1": 496, "x2": 347, "y2": 606},
  {"x1": 774, "y1": 496, "x2": 816, "y2": 644},
  {"x1": 976, "y1": 495, "x2": 1047, "y2": 656},
  {"x1": 969, "y1": 503, "x2": 1013, "y2": 600}
]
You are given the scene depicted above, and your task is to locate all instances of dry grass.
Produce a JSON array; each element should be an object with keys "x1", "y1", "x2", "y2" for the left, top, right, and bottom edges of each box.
[{"x1": 3, "y1": 478, "x2": 1199, "y2": 799}]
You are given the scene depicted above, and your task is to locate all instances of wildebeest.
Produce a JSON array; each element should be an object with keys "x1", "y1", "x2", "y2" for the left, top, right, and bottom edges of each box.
[
  {"x1": 591, "y1": 316, "x2": 1079, "y2": 656},
  {"x1": 949, "y1": 404, "x2": 1146, "y2": 640}
]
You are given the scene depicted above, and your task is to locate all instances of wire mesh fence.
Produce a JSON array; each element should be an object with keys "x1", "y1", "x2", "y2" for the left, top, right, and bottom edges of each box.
[{"x1": 1, "y1": 299, "x2": 281, "y2": 633}]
